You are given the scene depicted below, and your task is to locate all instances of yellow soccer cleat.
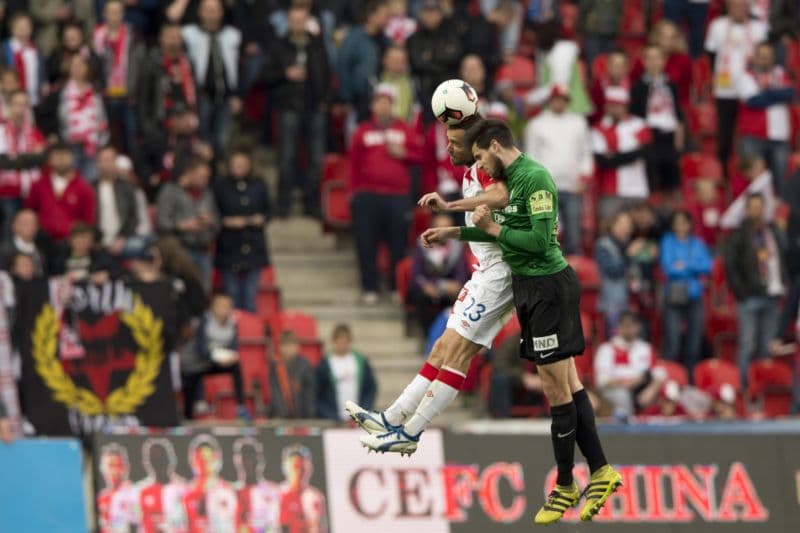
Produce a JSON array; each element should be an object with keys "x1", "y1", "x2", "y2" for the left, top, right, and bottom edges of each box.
[
  {"x1": 580, "y1": 465, "x2": 623, "y2": 521},
  {"x1": 533, "y1": 483, "x2": 580, "y2": 525}
]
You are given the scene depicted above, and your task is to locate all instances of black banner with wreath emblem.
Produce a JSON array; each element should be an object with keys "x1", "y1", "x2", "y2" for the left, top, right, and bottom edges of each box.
[{"x1": 16, "y1": 278, "x2": 180, "y2": 436}]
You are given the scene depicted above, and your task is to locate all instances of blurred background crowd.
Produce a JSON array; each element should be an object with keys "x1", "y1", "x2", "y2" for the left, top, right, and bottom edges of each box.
[{"x1": 0, "y1": 0, "x2": 800, "y2": 443}]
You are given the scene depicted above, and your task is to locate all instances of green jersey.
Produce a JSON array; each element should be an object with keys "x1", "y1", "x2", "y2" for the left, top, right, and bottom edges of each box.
[{"x1": 460, "y1": 153, "x2": 568, "y2": 277}]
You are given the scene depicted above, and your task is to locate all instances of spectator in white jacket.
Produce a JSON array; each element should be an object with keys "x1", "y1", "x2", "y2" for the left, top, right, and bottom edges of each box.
[
  {"x1": 594, "y1": 311, "x2": 655, "y2": 417},
  {"x1": 524, "y1": 84, "x2": 593, "y2": 255}
]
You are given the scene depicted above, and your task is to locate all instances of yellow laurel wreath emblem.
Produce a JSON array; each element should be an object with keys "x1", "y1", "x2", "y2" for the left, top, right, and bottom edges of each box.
[{"x1": 31, "y1": 296, "x2": 164, "y2": 416}]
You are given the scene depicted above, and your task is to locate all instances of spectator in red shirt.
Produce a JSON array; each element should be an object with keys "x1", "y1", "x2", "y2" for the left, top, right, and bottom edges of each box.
[
  {"x1": 25, "y1": 142, "x2": 96, "y2": 242},
  {"x1": 349, "y1": 83, "x2": 423, "y2": 304}
]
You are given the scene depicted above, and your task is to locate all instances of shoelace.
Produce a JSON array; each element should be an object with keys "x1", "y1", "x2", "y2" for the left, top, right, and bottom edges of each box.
[{"x1": 543, "y1": 489, "x2": 575, "y2": 512}]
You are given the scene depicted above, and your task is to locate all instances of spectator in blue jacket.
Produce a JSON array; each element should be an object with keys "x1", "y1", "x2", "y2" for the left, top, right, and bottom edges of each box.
[
  {"x1": 596, "y1": 210, "x2": 634, "y2": 336},
  {"x1": 660, "y1": 211, "x2": 712, "y2": 374},
  {"x1": 336, "y1": 0, "x2": 390, "y2": 123},
  {"x1": 316, "y1": 323, "x2": 377, "y2": 421}
]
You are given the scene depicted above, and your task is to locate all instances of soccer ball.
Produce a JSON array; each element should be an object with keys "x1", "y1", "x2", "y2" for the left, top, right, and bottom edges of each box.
[{"x1": 431, "y1": 79, "x2": 479, "y2": 125}]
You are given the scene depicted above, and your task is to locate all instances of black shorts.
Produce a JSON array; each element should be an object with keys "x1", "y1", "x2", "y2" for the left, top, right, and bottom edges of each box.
[{"x1": 512, "y1": 266, "x2": 585, "y2": 365}]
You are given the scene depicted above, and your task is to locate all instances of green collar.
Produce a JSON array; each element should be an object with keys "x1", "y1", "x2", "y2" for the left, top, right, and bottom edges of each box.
[{"x1": 504, "y1": 152, "x2": 527, "y2": 185}]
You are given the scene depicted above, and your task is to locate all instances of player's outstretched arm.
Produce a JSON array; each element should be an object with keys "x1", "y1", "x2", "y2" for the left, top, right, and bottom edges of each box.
[
  {"x1": 420, "y1": 226, "x2": 461, "y2": 247},
  {"x1": 446, "y1": 182, "x2": 509, "y2": 212},
  {"x1": 418, "y1": 183, "x2": 509, "y2": 213}
]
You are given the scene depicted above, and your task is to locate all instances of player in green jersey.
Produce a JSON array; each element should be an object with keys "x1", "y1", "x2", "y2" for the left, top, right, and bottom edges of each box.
[{"x1": 422, "y1": 120, "x2": 622, "y2": 525}]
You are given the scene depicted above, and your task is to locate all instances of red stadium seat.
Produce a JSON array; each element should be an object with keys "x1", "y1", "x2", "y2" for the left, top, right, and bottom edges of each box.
[
  {"x1": 256, "y1": 286, "x2": 282, "y2": 322},
  {"x1": 566, "y1": 255, "x2": 601, "y2": 288},
  {"x1": 278, "y1": 311, "x2": 318, "y2": 340},
  {"x1": 620, "y1": 0, "x2": 647, "y2": 36},
  {"x1": 321, "y1": 179, "x2": 352, "y2": 228},
  {"x1": 235, "y1": 311, "x2": 265, "y2": 341},
  {"x1": 688, "y1": 101, "x2": 717, "y2": 138},
  {"x1": 711, "y1": 333, "x2": 737, "y2": 363},
  {"x1": 494, "y1": 55, "x2": 536, "y2": 98},
  {"x1": 691, "y1": 56, "x2": 713, "y2": 103},
  {"x1": 320, "y1": 154, "x2": 352, "y2": 228},
  {"x1": 259, "y1": 266, "x2": 276, "y2": 287},
  {"x1": 409, "y1": 207, "x2": 433, "y2": 246},
  {"x1": 591, "y1": 54, "x2": 608, "y2": 80},
  {"x1": 655, "y1": 359, "x2": 690, "y2": 387},
  {"x1": 395, "y1": 256, "x2": 413, "y2": 304},
  {"x1": 694, "y1": 358, "x2": 741, "y2": 392},
  {"x1": 680, "y1": 152, "x2": 723, "y2": 182},
  {"x1": 748, "y1": 359, "x2": 793, "y2": 417}
]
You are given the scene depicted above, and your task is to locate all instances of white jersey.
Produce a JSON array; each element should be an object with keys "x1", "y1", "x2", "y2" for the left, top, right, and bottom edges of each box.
[
  {"x1": 446, "y1": 164, "x2": 515, "y2": 349},
  {"x1": 462, "y1": 164, "x2": 507, "y2": 272}
]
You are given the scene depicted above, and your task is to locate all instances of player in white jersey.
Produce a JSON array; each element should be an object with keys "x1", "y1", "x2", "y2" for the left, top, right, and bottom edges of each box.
[{"x1": 348, "y1": 113, "x2": 515, "y2": 456}]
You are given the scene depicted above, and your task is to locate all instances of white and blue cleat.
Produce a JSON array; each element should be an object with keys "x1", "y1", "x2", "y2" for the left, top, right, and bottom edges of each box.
[
  {"x1": 359, "y1": 427, "x2": 420, "y2": 457},
  {"x1": 345, "y1": 400, "x2": 401, "y2": 436}
]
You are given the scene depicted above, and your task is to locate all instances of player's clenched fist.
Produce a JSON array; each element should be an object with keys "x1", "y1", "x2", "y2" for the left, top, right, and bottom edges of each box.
[
  {"x1": 418, "y1": 192, "x2": 449, "y2": 211},
  {"x1": 471, "y1": 205, "x2": 493, "y2": 229},
  {"x1": 420, "y1": 227, "x2": 459, "y2": 248}
]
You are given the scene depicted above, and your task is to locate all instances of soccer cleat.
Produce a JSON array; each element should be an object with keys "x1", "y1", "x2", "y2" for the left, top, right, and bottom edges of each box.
[
  {"x1": 534, "y1": 483, "x2": 580, "y2": 525},
  {"x1": 359, "y1": 427, "x2": 420, "y2": 457},
  {"x1": 579, "y1": 465, "x2": 623, "y2": 521},
  {"x1": 345, "y1": 400, "x2": 401, "y2": 436}
]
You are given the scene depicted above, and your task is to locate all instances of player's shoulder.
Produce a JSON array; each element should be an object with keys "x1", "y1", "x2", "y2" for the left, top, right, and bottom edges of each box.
[{"x1": 473, "y1": 165, "x2": 496, "y2": 189}]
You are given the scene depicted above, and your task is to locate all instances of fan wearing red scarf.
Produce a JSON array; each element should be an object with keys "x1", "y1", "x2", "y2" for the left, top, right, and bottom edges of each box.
[
  {"x1": 593, "y1": 311, "x2": 655, "y2": 417},
  {"x1": 1, "y1": 13, "x2": 46, "y2": 107},
  {"x1": 0, "y1": 90, "x2": 45, "y2": 241},
  {"x1": 57, "y1": 54, "x2": 109, "y2": 182},
  {"x1": 93, "y1": 0, "x2": 144, "y2": 154}
]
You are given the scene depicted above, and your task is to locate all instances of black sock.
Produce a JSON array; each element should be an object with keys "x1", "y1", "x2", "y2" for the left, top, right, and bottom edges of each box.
[
  {"x1": 550, "y1": 401, "x2": 577, "y2": 487},
  {"x1": 573, "y1": 389, "x2": 608, "y2": 474}
]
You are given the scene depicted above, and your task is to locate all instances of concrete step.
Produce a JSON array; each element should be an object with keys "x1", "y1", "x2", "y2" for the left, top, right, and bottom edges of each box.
[
  {"x1": 316, "y1": 318, "x2": 406, "y2": 342},
  {"x1": 267, "y1": 217, "x2": 337, "y2": 252},
  {"x1": 288, "y1": 303, "x2": 404, "y2": 322},
  {"x1": 283, "y1": 286, "x2": 364, "y2": 306},
  {"x1": 272, "y1": 249, "x2": 357, "y2": 270},
  {"x1": 275, "y1": 268, "x2": 360, "y2": 291}
]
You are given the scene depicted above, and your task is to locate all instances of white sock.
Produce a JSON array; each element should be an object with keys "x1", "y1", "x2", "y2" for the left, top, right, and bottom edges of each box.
[
  {"x1": 404, "y1": 366, "x2": 466, "y2": 435},
  {"x1": 384, "y1": 362, "x2": 440, "y2": 426}
]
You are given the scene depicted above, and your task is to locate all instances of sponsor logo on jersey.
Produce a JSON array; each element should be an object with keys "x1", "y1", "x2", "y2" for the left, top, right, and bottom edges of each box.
[{"x1": 530, "y1": 190, "x2": 554, "y2": 215}]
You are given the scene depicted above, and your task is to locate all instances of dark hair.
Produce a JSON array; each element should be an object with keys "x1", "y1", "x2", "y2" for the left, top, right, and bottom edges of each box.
[
  {"x1": 363, "y1": 0, "x2": 388, "y2": 21},
  {"x1": 619, "y1": 311, "x2": 639, "y2": 324},
  {"x1": 467, "y1": 119, "x2": 515, "y2": 150},
  {"x1": 70, "y1": 221, "x2": 94, "y2": 237},
  {"x1": 9, "y1": 11, "x2": 32, "y2": 29},
  {"x1": 61, "y1": 21, "x2": 85, "y2": 38},
  {"x1": 332, "y1": 323, "x2": 352, "y2": 340},
  {"x1": 746, "y1": 192, "x2": 765, "y2": 204},
  {"x1": 670, "y1": 209, "x2": 693, "y2": 229},
  {"x1": 48, "y1": 141, "x2": 73, "y2": 156},
  {"x1": 211, "y1": 291, "x2": 232, "y2": 302},
  {"x1": 738, "y1": 154, "x2": 764, "y2": 173},
  {"x1": 161, "y1": 22, "x2": 182, "y2": 33},
  {"x1": 227, "y1": 145, "x2": 253, "y2": 161},
  {"x1": 280, "y1": 330, "x2": 298, "y2": 344}
]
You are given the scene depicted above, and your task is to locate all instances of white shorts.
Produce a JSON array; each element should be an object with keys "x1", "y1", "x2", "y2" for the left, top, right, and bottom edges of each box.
[{"x1": 446, "y1": 264, "x2": 515, "y2": 348}]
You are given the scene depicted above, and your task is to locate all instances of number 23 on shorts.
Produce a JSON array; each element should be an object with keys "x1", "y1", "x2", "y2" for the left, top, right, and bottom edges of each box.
[{"x1": 463, "y1": 296, "x2": 486, "y2": 322}]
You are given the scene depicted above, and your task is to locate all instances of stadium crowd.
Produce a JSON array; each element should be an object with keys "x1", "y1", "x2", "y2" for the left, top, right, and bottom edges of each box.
[{"x1": 0, "y1": 0, "x2": 799, "y2": 438}]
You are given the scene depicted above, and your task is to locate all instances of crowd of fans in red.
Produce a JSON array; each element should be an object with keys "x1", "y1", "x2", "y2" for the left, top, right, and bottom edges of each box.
[{"x1": 0, "y1": 0, "x2": 797, "y2": 435}]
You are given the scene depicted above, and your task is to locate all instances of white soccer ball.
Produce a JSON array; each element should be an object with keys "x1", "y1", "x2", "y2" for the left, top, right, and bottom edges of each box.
[{"x1": 431, "y1": 79, "x2": 479, "y2": 125}]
